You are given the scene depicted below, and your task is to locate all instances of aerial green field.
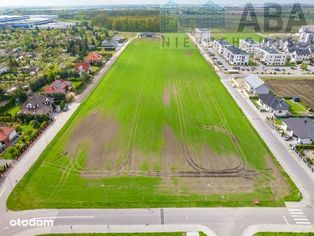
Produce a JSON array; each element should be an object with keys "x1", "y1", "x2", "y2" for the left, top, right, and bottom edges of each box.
[{"x1": 8, "y1": 34, "x2": 299, "y2": 210}]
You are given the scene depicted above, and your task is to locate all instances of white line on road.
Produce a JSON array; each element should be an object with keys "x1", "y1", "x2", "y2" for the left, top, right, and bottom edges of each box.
[
  {"x1": 3, "y1": 226, "x2": 8, "y2": 230},
  {"x1": 0, "y1": 187, "x2": 7, "y2": 198},
  {"x1": 288, "y1": 209, "x2": 302, "y2": 212},
  {"x1": 296, "y1": 222, "x2": 311, "y2": 225},
  {"x1": 283, "y1": 216, "x2": 289, "y2": 225},
  {"x1": 294, "y1": 218, "x2": 309, "y2": 221},
  {"x1": 290, "y1": 212, "x2": 304, "y2": 215}
]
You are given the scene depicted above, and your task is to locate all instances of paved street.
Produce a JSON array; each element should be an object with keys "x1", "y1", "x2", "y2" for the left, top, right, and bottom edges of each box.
[{"x1": 0, "y1": 34, "x2": 313, "y2": 236}]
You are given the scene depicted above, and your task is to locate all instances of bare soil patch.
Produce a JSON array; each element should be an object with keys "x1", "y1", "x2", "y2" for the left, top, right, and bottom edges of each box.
[
  {"x1": 163, "y1": 87, "x2": 170, "y2": 106},
  {"x1": 266, "y1": 80, "x2": 314, "y2": 108},
  {"x1": 65, "y1": 111, "x2": 120, "y2": 171},
  {"x1": 159, "y1": 176, "x2": 255, "y2": 195}
]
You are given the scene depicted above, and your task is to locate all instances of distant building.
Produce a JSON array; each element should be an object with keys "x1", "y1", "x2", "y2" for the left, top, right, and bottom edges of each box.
[
  {"x1": 194, "y1": 28, "x2": 211, "y2": 47},
  {"x1": 112, "y1": 34, "x2": 125, "y2": 44},
  {"x1": 139, "y1": 32, "x2": 156, "y2": 38},
  {"x1": 258, "y1": 93, "x2": 289, "y2": 117},
  {"x1": 101, "y1": 40, "x2": 117, "y2": 51},
  {"x1": 213, "y1": 39, "x2": 231, "y2": 54},
  {"x1": 299, "y1": 25, "x2": 314, "y2": 45},
  {"x1": 223, "y1": 46, "x2": 249, "y2": 65},
  {"x1": 282, "y1": 117, "x2": 314, "y2": 144},
  {"x1": 75, "y1": 62, "x2": 91, "y2": 74},
  {"x1": 43, "y1": 80, "x2": 71, "y2": 95},
  {"x1": 21, "y1": 94, "x2": 53, "y2": 116},
  {"x1": 239, "y1": 38, "x2": 259, "y2": 54},
  {"x1": 255, "y1": 47, "x2": 287, "y2": 66},
  {"x1": 84, "y1": 52, "x2": 103, "y2": 64},
  {"x1": 0, "y1": 127, "x2": 18, "y2": 150}
]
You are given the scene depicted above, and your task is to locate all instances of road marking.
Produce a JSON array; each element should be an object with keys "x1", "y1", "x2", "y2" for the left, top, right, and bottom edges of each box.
[
  {"x1": 290, "y1": 212, "x2": 304, "y2": 215},
  {"x1": 283, "y1": 216, "x2": 289, "y2": 225},
  {"x1": 294, "y1": 218, "x2": 309, "y2": 221},
  {"x1": 288, "y1": 209, "x2": 302, "y2": 212},
  {"x1": 0, "y1": 187, "x2": 7, "y2": 197},
  {"x1": 296, "y1": 222, "x2": 311, "y2": 225},
  {"x1": 3, "y1": 226, "x2": 8, "y2": 230}
]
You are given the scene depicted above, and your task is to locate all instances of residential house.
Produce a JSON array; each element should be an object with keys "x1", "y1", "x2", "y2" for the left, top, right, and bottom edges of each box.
[
  {"x1": 282, "y1": 117, "x2": 314, "y2": 144},
  {"x1": 239, "y1": 38, "x2": 259, "y2": 54},
  {"x1": 43, "y1": 80, "x2": 71, "y2": 95},
  {"x1": 260, "y1": 37, "x2": 279, "y2": 49},
  {"x1": 21, "y1": 94, "x2": 53, "y2": 116},
  {"x1": 213, "y1": 39, "x2": 231, "y2": 54},
  {"x1": 258, "y1": 93, "x2": 289, "y2": 117},
  {"x1": 0, "y1": 127, "x2": 18, "y2": 150},
  {"x1": 289, "y1": 46, "x2": 311, "y2": 63},
  {"x1": 255, "y1": 47, "x2": 287, "y2": 66},
  {"x1": 223, "y1": 46, "x2": 249, "y2": 65},
  {"x1": 112, "y1": 34, "x2": 125, "y2": 44},
  {"x1": 84, "y1": 52, "x2": 103, "y2": 64},
  {"x1": 244, "y1": 75, "x2": 270, "y2": 95},
  {"x1": 75, "y1": 62, "x2": 91, "y2": 74},
  {"x1": 101, "y1": 40, "x2": 117, "y2": 51}
]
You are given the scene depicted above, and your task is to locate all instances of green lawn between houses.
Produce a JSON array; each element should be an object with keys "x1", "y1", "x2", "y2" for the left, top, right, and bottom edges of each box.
[
  {"x1": 284, "y1": 99, "x2": 308, "y2": 116},
  {"x1": 211, "y1": 32, "x2": 264, "y2": 46},
  {"x1": 7, "y1": 34, "x2": 299, "y2": 210}
]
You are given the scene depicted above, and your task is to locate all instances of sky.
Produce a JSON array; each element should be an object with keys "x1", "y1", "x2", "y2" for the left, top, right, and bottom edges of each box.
[{"x1": 0, "y1": 0, "x2": 313, "y2": 7}]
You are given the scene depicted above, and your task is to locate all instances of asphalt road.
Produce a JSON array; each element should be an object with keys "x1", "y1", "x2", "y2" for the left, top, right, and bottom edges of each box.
[{"x1": 0, "y1": 34, "x2": 313, "y2": 236}]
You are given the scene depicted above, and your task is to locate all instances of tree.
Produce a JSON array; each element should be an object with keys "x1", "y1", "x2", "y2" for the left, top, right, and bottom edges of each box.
[{"x1": 300, "y1": 63, "x2": 308, "y2": 71}]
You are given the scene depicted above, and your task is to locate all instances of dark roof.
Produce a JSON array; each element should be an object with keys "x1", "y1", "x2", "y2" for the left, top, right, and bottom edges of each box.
[
  {"x1": 216, "y1": 39, "x2": 230, "y2": 46},
  {"x1": 258, "y1": 93, "x2": 289, "y2": 111},
  {"x1": 101, "y1": 40, "x2": 117, "y2": 48},
  {"x1": 21, "y1": 94, "x2": 52, "y2": 116},
  {"x1": 225, "y1": 45, "x2": 247, "y2": 55},
  {"x1": 140, "y1": 32, "x2": 156, "y2": 37},
  {"x1": 260, "y1": 47, "x2": 281, "y2": 54},
  {"x1": 243, "y1": 38, "x2": 258, "y2": 44},
  {"x1": 283, "y1": 117, "x2": 314, "y2": 139}
]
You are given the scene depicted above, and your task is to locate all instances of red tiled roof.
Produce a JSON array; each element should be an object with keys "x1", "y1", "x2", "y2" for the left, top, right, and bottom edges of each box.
[
  {"x1": 0, "y1": 127, "x2": 15, "y2": 142},
  {"x1": 75, "y1": 62, "x2": 91, "y2": 72},
  {"x1": 43, "y1": 79, "x2": 71, "y2": 94},
  {"x1": 84, "y1": 52, "x2": 103, "y2": 62}
]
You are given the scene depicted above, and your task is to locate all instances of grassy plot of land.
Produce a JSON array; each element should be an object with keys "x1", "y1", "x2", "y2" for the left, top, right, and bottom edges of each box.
[
  {"x1": 266, "y1": 80, "x2": 314, "y2": 109},
  {"x1": 211, "y1": 32, "x2": 264, "y2": 46},
  {"x1": 285, "y1": 99, "x2": 308, "y2": 116},
  {"x1": 8, "y1": 34, "x2": 299, "y2": 210}
]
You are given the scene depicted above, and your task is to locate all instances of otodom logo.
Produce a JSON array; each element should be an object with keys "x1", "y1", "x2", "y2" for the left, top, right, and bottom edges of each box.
[{"x1": 9, "y1": 218, "x2": 54, "y2": 227}]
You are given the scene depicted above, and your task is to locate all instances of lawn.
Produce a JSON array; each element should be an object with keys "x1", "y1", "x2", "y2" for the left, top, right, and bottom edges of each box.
[
  {"x1": 211, "y1": 32, "x2": 264, "y2": 46},
  {"x1": 285, "y1": 99, "x2": 308, "y2": 116},
  {"x1": 7, "y1": 34, "x2": 299, "y2": 210}
]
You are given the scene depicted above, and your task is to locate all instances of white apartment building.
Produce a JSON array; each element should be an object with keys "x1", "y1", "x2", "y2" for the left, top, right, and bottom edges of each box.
[
  {"x1": 195, "y1": 28, "x2": 211, "y2": 42},
  {"x1": 299, "y1": 25, "x2": 314, "y2": 45},
  {"x1": 223, "y1": 45, "x2": 249, "y2": 65},
  {"x1": 255, "y1": 47, "x2": 287, "y2": 66},
  {"x1": 213, "y1": 39, "x2": 231, "y2": 54},
  {"x1": 239, "y1": 38, "x2": 259, "y2": 54},
  {"x1": 289, "y1": 47, "x2": 311, "y2": 63}
]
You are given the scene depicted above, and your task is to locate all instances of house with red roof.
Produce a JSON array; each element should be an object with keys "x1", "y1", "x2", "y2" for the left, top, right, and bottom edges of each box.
[
  {"x1": 84, "y1": 52, "x2": 103, "y2": 64},
  {"x1": 0, "y1": 127, "x2": 18, "y2": 149},
  {"x1": 75, "y1": 62, "x2": 91, "y2": 74},
  {"x1": 43, "y1": 80, "x2": 72, "y2": 95}
]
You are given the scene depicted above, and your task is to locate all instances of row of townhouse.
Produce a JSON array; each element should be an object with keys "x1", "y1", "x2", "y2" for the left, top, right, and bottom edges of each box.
[
  {"x1": 213, "y1": 39, "x2": 249, "y2": 65},
  {"x1": 194, "y1": 28, "x2": 211, "y2": 47}
]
